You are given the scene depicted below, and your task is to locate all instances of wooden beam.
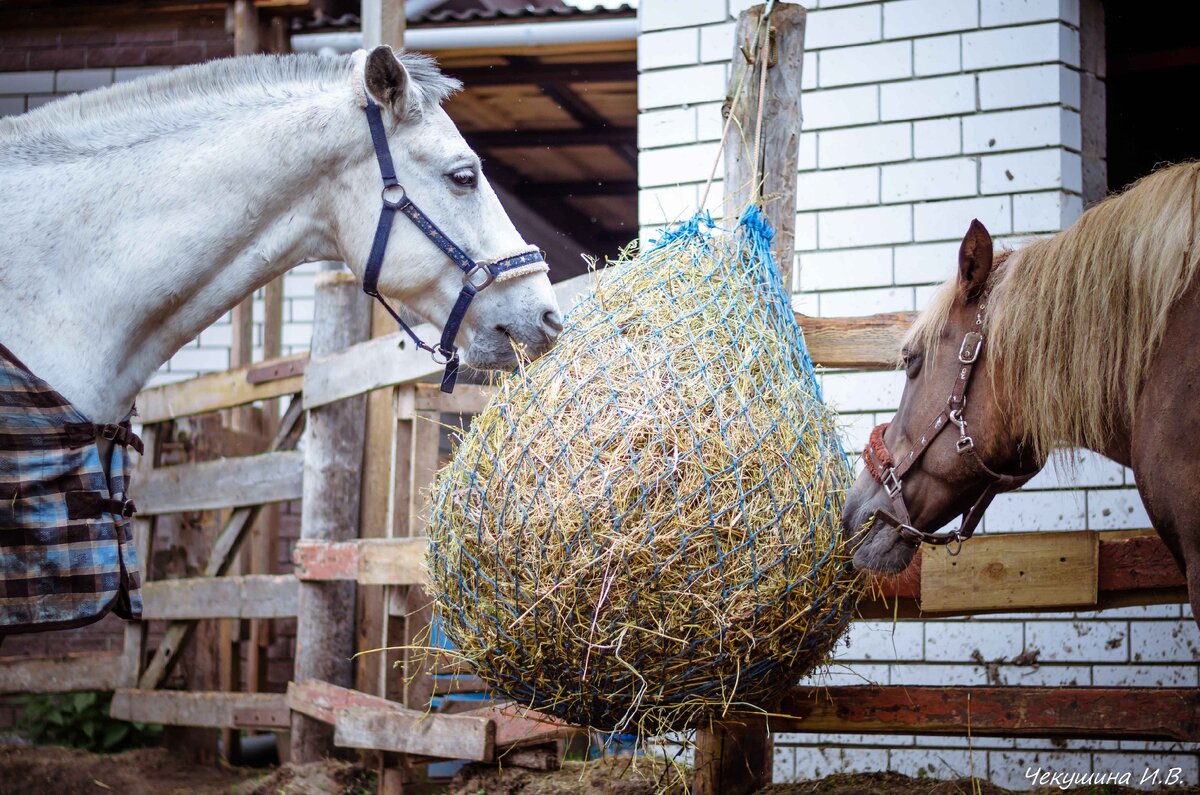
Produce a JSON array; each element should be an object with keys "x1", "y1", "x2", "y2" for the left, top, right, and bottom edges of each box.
[
  {"x1": 132, "y1": 450, "x2": 303, "y2": 515},
  {"x1": 772, "y1": 686, "x2": 1200, "y2": 742},
  {"x1": 722, "y1": 3, "x2": 807, "y2": 289},
  {"x1": 0, "y1": 653, "x2": 124, "y2": 694},
  {"x1": 287, "y1": 679, "x2": 401, "y2": 725},
  {"x1": 451, "y1": 61, "x2": 635, "y2": 87},
  {"x1": 698, "y1": 6, "x2": 807, "y2": 793},
  {"x1": 514, "y1": 178, "x2": 637, "y2": 197},
  {"x1": 797, "y1": 312, "x2": 914, "y2": 369},
  {"x1": 467, "y1": 129, "x2": 636, "y2": 149},
  {"x1": 292, "y1": 271, "x2": 372, "y2": 762},
  {"x1": 140, "y1": 574, "x2": 297, "y2": 620},
  {"x1": 135, "y1": 353, "x2": 306, "y2": 424},
  {"x1": 110, "y1": 690, "x2": 289, "y2": 730},
  {"x1": 293, "y1": 538, "x2": 428, "y2": 586}
]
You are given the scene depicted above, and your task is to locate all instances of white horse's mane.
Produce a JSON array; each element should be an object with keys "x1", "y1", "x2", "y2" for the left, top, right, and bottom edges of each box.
[{"x1": 0, "y1": 51, "x2": 461, "y2": 161}]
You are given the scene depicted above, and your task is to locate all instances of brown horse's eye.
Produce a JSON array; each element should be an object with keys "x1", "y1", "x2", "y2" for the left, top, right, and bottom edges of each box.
[{"x1": 904, "y1": 351, "x2": 923, "y2": 378}]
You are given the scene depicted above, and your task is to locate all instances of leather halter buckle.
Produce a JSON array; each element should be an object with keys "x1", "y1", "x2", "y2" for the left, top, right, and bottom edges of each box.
[
  {"x1": 463, "y1": 261, "x2": 496, "y2": 290},
  {"x1": 959, "y1": 331, "x2": 983, "y2": 364}
]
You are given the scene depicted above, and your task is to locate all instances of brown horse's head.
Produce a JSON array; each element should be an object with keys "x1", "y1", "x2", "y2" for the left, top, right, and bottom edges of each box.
[{"x1": 844, "y1": 220, "x2": 1039, "y2": 574}]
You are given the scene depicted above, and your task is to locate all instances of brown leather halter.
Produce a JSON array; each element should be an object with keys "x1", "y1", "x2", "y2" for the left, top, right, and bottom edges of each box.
[{"x1": 861, "y1": 295, "x2": 1039, "y2": 554}]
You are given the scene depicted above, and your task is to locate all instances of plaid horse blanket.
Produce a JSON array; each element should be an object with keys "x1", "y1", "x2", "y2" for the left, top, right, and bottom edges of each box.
[{"x1": 0, "y1": 343, "x2": 143, "y2": 634}]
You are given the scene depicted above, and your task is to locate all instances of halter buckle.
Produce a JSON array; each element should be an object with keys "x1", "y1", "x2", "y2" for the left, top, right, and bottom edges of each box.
[
  {"x1": 883, "y1": 467, "x2": 902, "y2": 498},
  {"x1": 463, "y1": 262, "x2": 496, "y2": 291},
  {"x1": 958, "y1": 331, "x2": 983, "y2": 364},
  {"x1": 381, "y1": 183, "x2": 407, "y2": 209}
]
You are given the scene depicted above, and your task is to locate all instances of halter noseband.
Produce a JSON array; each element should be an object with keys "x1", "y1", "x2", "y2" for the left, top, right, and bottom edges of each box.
[
  {"x1": 361, "y1": 95, "x2": 548, "y2": 393},
  {"x1": 861, "y1": 294, "x2": 1038, "y2": 554}
]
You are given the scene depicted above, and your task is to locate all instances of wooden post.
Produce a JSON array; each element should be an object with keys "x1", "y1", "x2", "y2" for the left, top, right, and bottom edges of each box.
[
  {"x1": 721, "y1": 1, "x2": 806, "y2": 284},
  {"x1": 696, "y1": 4, "x2": 806, "y2": 795},
  {"x1": 290, "y1": 272, "x2": 372, "y2": 762}
]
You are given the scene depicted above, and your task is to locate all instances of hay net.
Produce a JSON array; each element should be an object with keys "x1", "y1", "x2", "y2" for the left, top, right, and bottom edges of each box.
[{"x1": 427, "y1": 206, "x2": 862, "y2": 736}]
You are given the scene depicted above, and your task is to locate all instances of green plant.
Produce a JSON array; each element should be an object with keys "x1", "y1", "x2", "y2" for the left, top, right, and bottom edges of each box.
[{"x1": 14, "y1": 691, "x2": 162, "y2": 752}]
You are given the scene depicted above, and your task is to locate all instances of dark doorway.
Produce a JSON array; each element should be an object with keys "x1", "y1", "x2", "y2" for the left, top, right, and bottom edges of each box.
[{"x1": 1105, "y1": 1, "x2": 1200, "y2": 192}]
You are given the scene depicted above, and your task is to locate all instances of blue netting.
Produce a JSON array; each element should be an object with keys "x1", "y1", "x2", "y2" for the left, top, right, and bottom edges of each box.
[{"x1": 427, "y1": 207, "x2": 861, "y2": 734}]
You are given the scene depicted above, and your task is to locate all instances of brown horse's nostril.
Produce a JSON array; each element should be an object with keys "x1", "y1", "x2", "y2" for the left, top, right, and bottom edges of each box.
[{"x1": 542, "y1": 309, "x2": 563, "y2": 336}]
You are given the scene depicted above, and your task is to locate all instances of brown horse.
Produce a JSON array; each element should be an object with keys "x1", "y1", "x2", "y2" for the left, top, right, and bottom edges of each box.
[{"x1": 844, "y1": 162, "x2": 1200, "y2": 625}]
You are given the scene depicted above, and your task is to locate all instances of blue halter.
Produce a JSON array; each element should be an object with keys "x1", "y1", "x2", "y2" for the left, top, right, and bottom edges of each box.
[{"x1": 361, "y1": 96, "x2": 546, "y2": 393}]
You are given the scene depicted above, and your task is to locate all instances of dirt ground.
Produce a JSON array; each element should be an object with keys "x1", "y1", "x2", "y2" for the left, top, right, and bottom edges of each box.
[
  {"x1": 446, "y1": 759, "x2": 1200, "y2": 795},
  {"x1": 0, "y1": 746, "x2": 372, "y2": 795},
  {"x1": 2, "y1": 746, "x2": 1198, "y2": 795}
]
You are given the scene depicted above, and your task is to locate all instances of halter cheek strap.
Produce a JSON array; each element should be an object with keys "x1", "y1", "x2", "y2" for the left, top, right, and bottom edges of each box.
[{"x1": 361, "y1": 95, "x2": 548, "y2": 393}]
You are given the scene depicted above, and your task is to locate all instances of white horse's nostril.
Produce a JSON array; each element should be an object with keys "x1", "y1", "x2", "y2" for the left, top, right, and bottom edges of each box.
[{"x1": 543, "y1": 309, "x2": 563, "y2": 336}]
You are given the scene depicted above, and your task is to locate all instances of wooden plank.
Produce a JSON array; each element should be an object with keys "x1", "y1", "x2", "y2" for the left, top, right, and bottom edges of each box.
[
  {"x1": 0, "y1": 653, "x2": 124, "y2": 694},
  {"x1": 287, "y1": 679, "x2": 402, "y2": 725},
  {"x1": 797, "y1": 312, "x2": 915, "y2": 369},
  {"x1": 773, "y1": 686, "x2": 1200, "y2": 742},
  {"x1": 919, "y1": 530, "x2": 1098, "y2": 613},
  {"x1": 302, "y1": 274, "x2": 595, "y2": 410},
  {"x1": 334, "y1": 705, "x2": 496, "y2": 761},
  {"x1": 133, "y1": 450, "x2": 304, "y2": 515},
  {"x1": 136, "y1": 353, "x2": 306, "y2": 424},
  {"x1": 110, "y1": 689, "x2": 288, "y2": 729},
  {"x1": 140, "y1": 574, "x2": 297, "y2": 620},
  {"x1": 858, "y1": 530, "x2": 1185, "y2": 619},
  {"x1": 458, "y1": 703, "x2": 578, "y2": 752},
  {"x1": 292, "y1": 538, "x2": 429, "y2": 586},
  {"x1": 413, "y1": 382, "x2": 494, "y2": 415},
  {"x1": 122, "y1": 423, "x2": 167, "y2": 687}
]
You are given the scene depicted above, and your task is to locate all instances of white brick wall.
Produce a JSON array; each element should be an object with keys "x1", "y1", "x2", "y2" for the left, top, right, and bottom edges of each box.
[{"x1": 638, "y1": 0, "x2": 1199, "y2": 784}]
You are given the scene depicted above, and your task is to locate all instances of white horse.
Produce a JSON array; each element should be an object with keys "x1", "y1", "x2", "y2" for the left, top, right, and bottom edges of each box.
[{"x1": 0, "y1": 46, "x2": 562, "y2": 426}]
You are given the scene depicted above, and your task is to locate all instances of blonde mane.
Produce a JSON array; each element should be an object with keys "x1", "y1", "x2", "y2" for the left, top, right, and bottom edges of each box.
[{"x1": 906, "y1": 162, "x2": 1200, "y2": 460}]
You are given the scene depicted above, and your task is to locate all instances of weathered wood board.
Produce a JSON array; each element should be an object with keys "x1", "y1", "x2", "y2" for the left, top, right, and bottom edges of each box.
[
  {"x1": 774, "y1": 686, "x2": 1200, "y2": 742},
  {"x1": 0, "y1": 653, "x2": 125, "y2": 694},
  {"x1": 140, "y1": 574, "x2": 297, "y2": 620},
  {"x1": 133, "y1": 450, "x2": 304, "y2": 515},
  {"x1": 293, "y1": 538, "x2": 429, "y2": 586},
  {"x1": 136, "y1": 353, "x2": 306, "y2": 424},
  {"x1": 334, "y1": 705, "x2": 496, "y2": 760},
  {"x1": 110, "y1": 689, "x2": 290, "y2": 729},
  {"x1": 919, "y1": 530, "x2": 1099, "y2": 613}
]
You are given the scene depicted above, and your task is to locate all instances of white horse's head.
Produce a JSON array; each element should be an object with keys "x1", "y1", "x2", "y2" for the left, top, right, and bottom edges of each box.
[{"x1": 333, "y1": 46, "x2": 561, "y2": 369}]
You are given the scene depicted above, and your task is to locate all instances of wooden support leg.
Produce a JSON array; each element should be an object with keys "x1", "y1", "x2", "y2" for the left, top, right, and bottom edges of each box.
[{"x1": 693, "y1": 720, "x2": 772, "y2": 795}]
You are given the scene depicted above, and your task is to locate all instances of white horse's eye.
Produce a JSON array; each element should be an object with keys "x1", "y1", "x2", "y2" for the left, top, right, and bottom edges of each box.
[{"x1": 449, "y1": 169, "x2": 477, "y2": 189}]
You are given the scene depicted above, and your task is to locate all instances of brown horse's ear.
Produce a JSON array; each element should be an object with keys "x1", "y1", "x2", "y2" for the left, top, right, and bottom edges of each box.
[
  {"x1": 364, "y1": 46, "x2": 412, "y2": 119},
  {"x1": 957, "y1": 218, "x2": 994, "y2": 301}
]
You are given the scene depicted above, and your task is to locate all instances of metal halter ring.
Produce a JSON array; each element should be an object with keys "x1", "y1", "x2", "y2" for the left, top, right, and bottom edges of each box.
[
  {"x1": 882, "y1": 467, "x2": 902, "y2": 498},
  {"x1": 463, "y1": 262, "x2": 496, "y2": 291},
  {"x1": 381, "y1": 183, "x2": 407, "y2": 209},
  {"x1": 430, "y1": 346, "x2": 455, "y2": 366}
]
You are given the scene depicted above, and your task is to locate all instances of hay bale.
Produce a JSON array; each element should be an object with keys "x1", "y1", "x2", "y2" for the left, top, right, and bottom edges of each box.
[{"x1": 427, "y1": 208, "x2": 862, "y2": 735}]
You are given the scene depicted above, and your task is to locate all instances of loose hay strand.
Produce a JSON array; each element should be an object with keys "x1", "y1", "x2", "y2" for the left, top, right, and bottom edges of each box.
[{"x1": 426, "y1": 208, "x2": 864, "y2": 738}]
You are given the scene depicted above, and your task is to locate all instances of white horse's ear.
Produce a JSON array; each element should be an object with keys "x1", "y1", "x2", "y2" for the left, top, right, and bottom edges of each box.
[{"x1": 364, "y1": 45, "x2": 412, "y2": 119}]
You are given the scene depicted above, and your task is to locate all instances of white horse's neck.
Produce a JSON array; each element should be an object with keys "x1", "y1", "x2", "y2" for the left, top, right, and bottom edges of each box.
[{"x1": 0, "y1": 60, "x2": 363, "y2": 423}]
